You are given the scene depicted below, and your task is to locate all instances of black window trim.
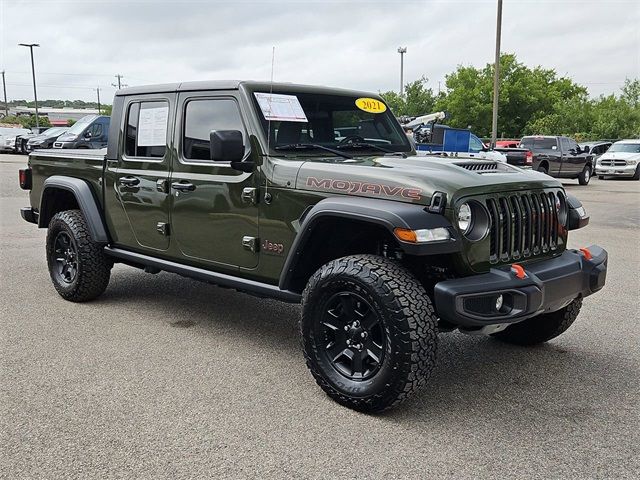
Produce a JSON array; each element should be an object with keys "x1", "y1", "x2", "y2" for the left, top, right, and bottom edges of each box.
[
  {"x1": 178, "y1": 94, "x2": 251, "y2": 166},
  {"x1": 121, "y1": 98, "x2": 170, "y2": 164}
]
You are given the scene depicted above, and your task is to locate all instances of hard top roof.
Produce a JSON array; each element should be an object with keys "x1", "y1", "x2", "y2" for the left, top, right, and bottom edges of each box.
[{"x1": 115, "y1": 80, "x2": 381, "y2": 99}]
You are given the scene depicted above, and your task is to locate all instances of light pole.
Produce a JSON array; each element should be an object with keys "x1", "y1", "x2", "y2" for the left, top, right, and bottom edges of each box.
[
  {"x1": 19, "y1": 43, "x2": 40, "y2": 129},
  {"x1": 397, "y1": 47, "x2": 407, "y2": 95},
  {"x1": 490, "y1": 0, "x2": 503, "y2": 148}
]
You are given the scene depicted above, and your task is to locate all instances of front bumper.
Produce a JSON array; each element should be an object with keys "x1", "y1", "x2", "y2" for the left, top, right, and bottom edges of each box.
[
  {"x1": 595, "y1": 164, "x2": 637, "y2": 177},
  {"x1": 434, "y1": 245, "x2": 607, "y2": 327}
]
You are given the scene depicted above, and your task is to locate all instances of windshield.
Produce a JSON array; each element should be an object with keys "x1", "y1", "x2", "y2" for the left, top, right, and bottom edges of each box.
[
  {"x1": 66, "y1": 116, "x2": 96, "y2": 135},
  {"x1": 608, "y1": 142, "x2": 640, "y2": 153},
  {"x1": 42, "y1": 127, "x2": 66, "y2": 137},
  {"x1": 520, "y1": 137, "x2": 557, "y2": 150},
  {"x1": 252, "y1": 91, "x2": 411, "y2": 154}
]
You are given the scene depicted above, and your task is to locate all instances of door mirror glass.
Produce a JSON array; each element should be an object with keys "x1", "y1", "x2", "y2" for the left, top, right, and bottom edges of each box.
[
  {"x1": 582, "y1": 145, "x2": 590, "y2": 154},
  {"x1": 84, "y1": 131, "x2": 92, "y2": 139},
  {"x1": 209, "y1": 130, "x2": 244, "y2": 162}
]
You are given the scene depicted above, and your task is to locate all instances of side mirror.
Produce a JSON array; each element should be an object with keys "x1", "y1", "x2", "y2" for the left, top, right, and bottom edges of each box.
[
  {"x1": 582, "y1": 145, "x2": 590, "y2": 154},
  {"x1": 209, "y1": 130, "x2": 253, "y2": 172},
  {"x1": 210, "y1": 130, "x2": 244, "y2": 162},
  {"x1": 84, "y1": 131, "x2": 92, "y2": 139},
  {"x1": 551, "y1": 145, "x2": 557, "y2": 150}
]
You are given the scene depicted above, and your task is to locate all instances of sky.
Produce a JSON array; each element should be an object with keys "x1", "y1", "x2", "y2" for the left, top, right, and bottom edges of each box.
[{"x1": 0, "y1": 0, "x2": 638, "y2": 104}]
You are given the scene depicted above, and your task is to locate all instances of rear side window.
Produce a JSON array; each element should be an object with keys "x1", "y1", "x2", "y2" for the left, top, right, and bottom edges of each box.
[
  {"x1": 183, "y1": 98, "x2": 248, "y2": 161},
  {"x1": 124, "y1": 101, "x2": 169, "y2": 158},
  {"x1": 521, "y1": 137, "x2": 557, "y2": 150}
]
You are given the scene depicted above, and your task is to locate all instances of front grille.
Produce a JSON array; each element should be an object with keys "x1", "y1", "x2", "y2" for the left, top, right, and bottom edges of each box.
[
  {"x1": 600, "y1": 159, "x2": 627, "y2": 166},
  {"x1": 485, "y1": 191, "x2": 560, "y2": 264}
]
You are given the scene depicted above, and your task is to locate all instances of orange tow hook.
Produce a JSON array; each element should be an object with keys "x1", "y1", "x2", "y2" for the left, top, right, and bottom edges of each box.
[
  {"x1": 579, "y1": 247, "x2": 592, "y2": 260},
  {"x1": 511, "y1": 263, "x2": 526, "y2": 279}
]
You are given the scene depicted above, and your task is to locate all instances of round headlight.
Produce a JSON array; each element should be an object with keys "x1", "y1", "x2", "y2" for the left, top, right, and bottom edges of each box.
[
  {"x1": 556, "y1": 192, "x2": 568, "y2": 225},
  {"x1": 458, "y1": 203, "x2": 472, "y2": 233}
]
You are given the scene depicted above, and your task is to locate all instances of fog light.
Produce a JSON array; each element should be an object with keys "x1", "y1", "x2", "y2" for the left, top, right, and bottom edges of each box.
[{"x1": 495, "y1": 294, "x2": 503, "y2": 311}]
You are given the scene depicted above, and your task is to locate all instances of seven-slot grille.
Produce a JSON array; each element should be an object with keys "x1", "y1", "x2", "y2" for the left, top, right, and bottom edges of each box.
[{"x1": 485, "y1": 191, "x2": 560, "y2": 263}]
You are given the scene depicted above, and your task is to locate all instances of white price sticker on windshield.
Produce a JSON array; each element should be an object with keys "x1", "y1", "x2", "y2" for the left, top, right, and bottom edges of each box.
[{"x1": 254, "y1": 93, "x2": 308, "y2": 123}]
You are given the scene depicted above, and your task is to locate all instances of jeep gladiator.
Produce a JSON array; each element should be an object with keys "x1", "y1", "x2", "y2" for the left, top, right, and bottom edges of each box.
[{"x1": 19, "y1": 81, "x2": 608, "y2": 412}]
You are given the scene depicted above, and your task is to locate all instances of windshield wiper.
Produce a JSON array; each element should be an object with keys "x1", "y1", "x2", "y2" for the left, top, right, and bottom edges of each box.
[
  {"x1": 274, "y1": 143, "x2": 353, "y2": 159},
  {"x1": 335, "y1": 142, "x2": 394, "y2": 154}
]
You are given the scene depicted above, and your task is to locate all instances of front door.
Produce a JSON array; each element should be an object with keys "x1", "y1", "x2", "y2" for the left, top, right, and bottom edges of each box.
[
  {"x1": 170, "y1": 92, "x2": 259, "y2": 270},
  {"x1": 111, "y1": 96, "x2": 174, "y2": 251}
]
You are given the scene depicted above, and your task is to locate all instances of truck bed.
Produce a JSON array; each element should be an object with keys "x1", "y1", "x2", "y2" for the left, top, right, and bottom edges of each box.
[{"x1": 28, "y1": 148, "x2": 107, "y2": 212}]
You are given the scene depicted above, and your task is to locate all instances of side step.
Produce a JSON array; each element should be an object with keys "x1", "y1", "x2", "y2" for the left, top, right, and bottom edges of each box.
[{"x1": 103, "y1": 246, "x2": 301, "y2": 304}]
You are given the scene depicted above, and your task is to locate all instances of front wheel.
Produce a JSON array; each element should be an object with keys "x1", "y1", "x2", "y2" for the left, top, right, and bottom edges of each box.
[
  {"x1": 578, "y1": 165, "x2": 591, "y2": 185},
  {"x1": 633, "y1": 165, "x2": 640, "y2": 180},
  {"x1": 46, "y1": 210, "x2": 112, "y2": 302},
  {"x1": 301, "y1": 255, "x2": 438, "y2": 412},
  {"x1": 491, "y1": 298, "x2": 582, "y2": 346}
]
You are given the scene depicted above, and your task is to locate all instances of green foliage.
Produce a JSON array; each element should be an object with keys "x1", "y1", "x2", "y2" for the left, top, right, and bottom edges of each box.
[
  {"x1": 67, "y1": 119, "x2": 77, "y2": 127},
  {"x1": 380, "y1": 77, "x2": 436, "y2": 117},
  {"x1": 0, "y1": 114, "x2": 50, "y2": 128},
  {"x1": 100, "y1": 104, "x2": 113, "y2": 116},
  {"x1": 435, "y1": 53, "x2": 590, "y2": 138}
]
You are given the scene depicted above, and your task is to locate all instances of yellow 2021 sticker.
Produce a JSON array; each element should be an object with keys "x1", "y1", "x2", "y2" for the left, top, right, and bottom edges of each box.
[{"x1": 355, "y1": 97, "x2": 387, "y2": 114}]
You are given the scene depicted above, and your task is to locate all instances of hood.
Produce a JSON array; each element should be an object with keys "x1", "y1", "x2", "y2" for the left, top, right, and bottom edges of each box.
[
  {"x1": 599, "y1": 151, "x2": 640, "y2": 162},
  {"x1": 294, "y1": 155, "x2": 562, "y2": 206}
]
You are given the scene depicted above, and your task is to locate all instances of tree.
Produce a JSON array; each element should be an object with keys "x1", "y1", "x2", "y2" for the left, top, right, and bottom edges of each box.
[
  {"x1": 380, "y1": 77, "x2": 436, "y2": 117},
  {"x1": 436, "y1": 53, "x2": 588, "y2": 138}
]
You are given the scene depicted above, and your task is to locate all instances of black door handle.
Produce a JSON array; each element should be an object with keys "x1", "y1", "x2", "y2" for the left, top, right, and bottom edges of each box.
[
  {"x1": 172, "y1": 181, "x2": 196, "y2": 192},
  {"x1": 119, "y1": 176, "x2": 140, "y2": 186}
]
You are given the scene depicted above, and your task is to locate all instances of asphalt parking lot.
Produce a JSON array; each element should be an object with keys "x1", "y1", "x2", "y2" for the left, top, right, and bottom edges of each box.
[{"x1": 1, "y1": 153, "x2": 639, "y2": 479}]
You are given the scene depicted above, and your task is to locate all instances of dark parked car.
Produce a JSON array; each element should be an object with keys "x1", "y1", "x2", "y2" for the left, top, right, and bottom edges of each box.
[
  {"x1": 53, "y1": 115, "x2": 110, "y2": 149},
  {"x1": 25, "y1": 127, "x2": 69, "y2": 152},
  {"x1": 520, "y1": 135, "x2": 593, "y2": 185}
]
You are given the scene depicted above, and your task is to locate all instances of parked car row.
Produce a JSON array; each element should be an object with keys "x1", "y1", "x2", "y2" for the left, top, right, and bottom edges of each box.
[{"x1": 0, "y1": 114, "x2": 110, "y2": 154}]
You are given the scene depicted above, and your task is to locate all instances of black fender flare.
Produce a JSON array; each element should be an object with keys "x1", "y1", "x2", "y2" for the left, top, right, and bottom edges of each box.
[
  {"x1": 39, "y1": 175, "x2": 109, "y2": 243},
  {"x1": 278, "y1": 196, "x2": 460, "y2": 291}
]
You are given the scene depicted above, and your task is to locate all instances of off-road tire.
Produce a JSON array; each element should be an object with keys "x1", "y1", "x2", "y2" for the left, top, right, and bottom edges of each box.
[
  {"x1": 301, "y1": 254, "x2": 438, "y2": 412},
  {"x1": 537, "y1": 164, "x2": 548, "y2": 175},
  {"x1": 633, "y1": 165, "x2": 640, "y2": 180},
  {"x1": 491, "y1": 298, "x2": 582, "y2": 346},
  {"x1": 578, "y1": 165, "x2": 591, "y2": 185},
  {"x1": 46, "y1": 210, "x2": 111, "y2": 302}
]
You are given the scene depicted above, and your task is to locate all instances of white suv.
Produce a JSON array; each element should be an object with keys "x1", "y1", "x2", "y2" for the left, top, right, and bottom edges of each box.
[{"x1": 595, "y1": 139, "x2": 640, "y2": 180}]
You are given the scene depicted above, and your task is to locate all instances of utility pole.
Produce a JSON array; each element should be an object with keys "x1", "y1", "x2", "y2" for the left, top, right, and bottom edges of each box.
[
  {"x1": 96, "y1": 87, "x2": 101, "y2": 114},
  {"x1": 490, "y1": 0, "x2": 503, "y2": 148},
  {"x1": 1, "y1": 71, "x2": 8, "y2": 117},
  {"x1": 397, "y1": 47, "x2": 407, "y2": 95},
  {"x1": 112, "y1": 74, "x2": 127, "y2": 90},
  {"x1": 18, "y1": 43, "x2": 40, "y2": 129}
]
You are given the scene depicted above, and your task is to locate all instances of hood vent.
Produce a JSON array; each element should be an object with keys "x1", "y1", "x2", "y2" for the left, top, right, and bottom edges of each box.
[{"x1": 454, "y1": 161, "x2": 512, "y2": 174}]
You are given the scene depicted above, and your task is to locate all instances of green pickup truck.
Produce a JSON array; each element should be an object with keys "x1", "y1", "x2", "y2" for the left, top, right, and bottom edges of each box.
[{"x1": 19, "y1": 81, "x2": 608, "y2": 412}]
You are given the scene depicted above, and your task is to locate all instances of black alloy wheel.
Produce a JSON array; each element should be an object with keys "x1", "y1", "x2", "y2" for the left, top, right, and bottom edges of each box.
[
  {"x1": 317, "y1": 291, "x2": 385, "y2": 380},
  {"x1": 51, "y1": 231, "x2": 78, "y2": 284}
]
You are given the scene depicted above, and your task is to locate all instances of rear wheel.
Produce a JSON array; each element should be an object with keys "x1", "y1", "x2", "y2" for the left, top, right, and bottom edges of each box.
[
  {"x1": 578, "y1": 165, "x2": 591, "y2": 185},
  {"x1": 491, "y1": 298, "x2": 582, "y2": 346},
  {"x1": 46, "y1": 210, "x2": 112, "y2": 302},
  {"x1": 301, "y1": 255, "x2": 438, "y2": 412},
  {"x1": 537, "y1": 164, "x2": 548, "y2": 175}
]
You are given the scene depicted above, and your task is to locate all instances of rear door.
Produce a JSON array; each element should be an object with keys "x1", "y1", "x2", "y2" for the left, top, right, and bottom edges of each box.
[
  {"x1": 110, "y1": 95, "x2": 175, "y2": 251},
  {"x1": 169, "y1": 92, "x2": 259, "y2": 270}
]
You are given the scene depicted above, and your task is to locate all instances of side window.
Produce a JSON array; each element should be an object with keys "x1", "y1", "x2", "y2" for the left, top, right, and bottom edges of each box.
[
  {"x1": 183, "y1": 98, "x2": 248, "y2": 161},
  {"x1": 560, "y1": 137, "x2": 571, "y2": 152},
  {"x1": 124, "y1": 101, "x2": 168, "y2": 158},
  {"x1": 469, "y1": 134, "x2": 483, "y2": 153},
  {"x1": 91, "y1": 123, "x2": 103, "y2": 138}
]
